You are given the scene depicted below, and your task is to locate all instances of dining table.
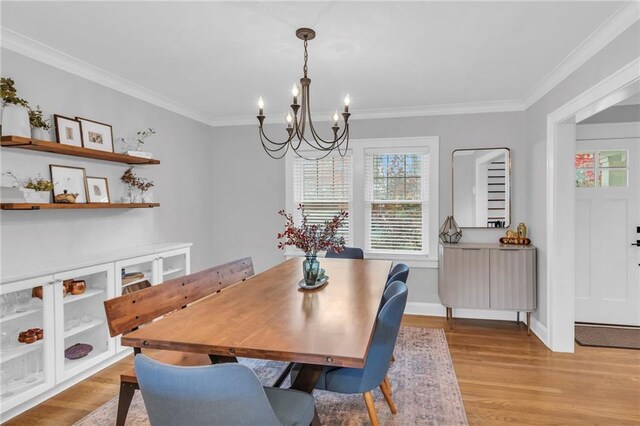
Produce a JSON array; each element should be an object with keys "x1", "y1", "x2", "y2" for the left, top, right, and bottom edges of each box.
[{"x1": 121, "y1": 257, "x2": 392, "y2": 395}]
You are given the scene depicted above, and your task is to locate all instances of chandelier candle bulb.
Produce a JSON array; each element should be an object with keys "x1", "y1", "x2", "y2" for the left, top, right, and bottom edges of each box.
[
  {"x1": 292, "y1": 84, "x2": 299, "y2": 104},
  {"x1": 258, "y1": 96, "x2": 264, "y2": 116},
  {"x1": 344, "y1": 94, "x2": 350, "y2": 113},
  {"x1": 286, "y1": 113, "x2": 293, "y2": 128},
  {"x1": 333, "y1": 110, "x2": 340, "y2": 126}
]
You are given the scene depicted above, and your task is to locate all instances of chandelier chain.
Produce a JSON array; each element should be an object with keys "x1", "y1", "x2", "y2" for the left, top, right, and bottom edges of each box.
[{"x1": 303, "y1": 37, "x2": 309, "y2": 78}]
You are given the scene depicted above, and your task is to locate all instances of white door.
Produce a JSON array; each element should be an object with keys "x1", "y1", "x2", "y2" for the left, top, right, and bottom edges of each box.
[{"x1": 575, "y1": 131, "x2": 640, "y2": 325}]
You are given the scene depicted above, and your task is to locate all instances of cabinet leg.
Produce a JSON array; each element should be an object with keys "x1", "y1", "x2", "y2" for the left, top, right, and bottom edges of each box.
[
  {"x1": 446, "y1": 307, "x2": 453, "y2": 330},
  {"x1": 517, "y1": 311, "x2": 520, "y2": 324},
  {"x1": 526, "y1": 312, "x2": 531, "y2": 336}
]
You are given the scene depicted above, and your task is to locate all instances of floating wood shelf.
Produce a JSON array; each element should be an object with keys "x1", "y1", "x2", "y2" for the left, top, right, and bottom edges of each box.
[
  {"x1": 1, "y1": 136, "x2": 160, "y2": 165},
  {"x1": 1, "y1": 203, "x2": 160, "y2": 210}
]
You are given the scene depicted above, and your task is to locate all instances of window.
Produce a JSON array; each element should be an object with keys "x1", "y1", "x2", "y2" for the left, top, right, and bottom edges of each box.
[
  {"x1": 575, "y1": 150, "x2": 628, "y2": 188},
  {"x1": 365, "y1": 151, "x2": 427, "y2": 254},
  {"x1": 286, "y1": 137, "x2": 439, "y2": 267},
  {"x1": 292, "y1": 153, "x2": 352, "y2": 243}
]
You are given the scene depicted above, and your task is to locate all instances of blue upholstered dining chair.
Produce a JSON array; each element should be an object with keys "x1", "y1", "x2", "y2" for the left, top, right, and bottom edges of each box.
[
  {"x1": 386, "y1": 263, "x2": 409, "y2": 288},
  {"x1": 293, "y1": 280, "x2": 408, "y2": 426},
  {"x1": 134, "y1": 354, "x2": 316, "y2": 426},
  {"x1": 325, "y1": 246, "x2": 364, "y2": 259}
]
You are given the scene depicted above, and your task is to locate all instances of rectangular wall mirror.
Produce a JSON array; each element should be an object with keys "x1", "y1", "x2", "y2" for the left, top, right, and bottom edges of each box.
[{"x1": 452, "y1": 148, "x2": 511, "y2": 228}]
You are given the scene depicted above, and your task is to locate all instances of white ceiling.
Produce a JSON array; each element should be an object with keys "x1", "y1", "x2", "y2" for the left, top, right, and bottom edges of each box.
[{"x1": 0, "y1": 1, "x2": 629, "y2": 126}]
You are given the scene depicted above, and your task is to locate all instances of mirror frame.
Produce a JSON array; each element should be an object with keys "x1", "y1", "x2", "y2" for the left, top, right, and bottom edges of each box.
[{"x1": 452, "y1": 147, "x2": 512, "y2": 229}]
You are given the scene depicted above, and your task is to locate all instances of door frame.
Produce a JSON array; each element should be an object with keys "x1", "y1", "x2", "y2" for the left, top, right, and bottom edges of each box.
[{"x1": 546, "y1": 57, "x2": 639, "y2": 352}]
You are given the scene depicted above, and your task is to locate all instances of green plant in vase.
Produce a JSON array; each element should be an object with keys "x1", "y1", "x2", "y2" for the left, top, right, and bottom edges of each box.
[
  {"x1": 277, "y1": 204, "x2": 347, "y2": 286},
  {"x1": 1, "y1": 77, "x2": 31, "y2": 138},
  {"x1": 28, "y1": 105, "x2": 51, "y2": 140}
]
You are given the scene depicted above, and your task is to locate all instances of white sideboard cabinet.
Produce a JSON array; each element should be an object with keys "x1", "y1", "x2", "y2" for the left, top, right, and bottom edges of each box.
[
  {"x1": 438, "y1": 243, "x2": 537, "y2": 332},
  {"x1": 0, "y1": 242, "x2": 191, "y2": 422}
]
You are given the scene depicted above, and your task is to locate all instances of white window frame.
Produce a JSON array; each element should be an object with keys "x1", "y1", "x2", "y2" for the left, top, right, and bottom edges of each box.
[
  {"x1": 364, "y1": 147, "x2": 429, "y2": 257},
  {"x1": 285, "y1": 137, "x2": 439, "y2": 268}
]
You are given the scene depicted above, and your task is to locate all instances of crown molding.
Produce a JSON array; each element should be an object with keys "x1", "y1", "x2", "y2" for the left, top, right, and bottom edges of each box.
[
  {"x1": 523, "y1": 2, "x2": 640, "y2": 109},
  {"x1": 209, "y1": 99, "x2": 525, "y2": 127},
  {"x1": 1, "y1": 27, "x2": 214, "y2": 127}
]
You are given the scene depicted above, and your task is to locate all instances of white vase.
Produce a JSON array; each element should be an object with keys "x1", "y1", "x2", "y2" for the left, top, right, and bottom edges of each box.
[
  {"x1": 132, "y1": 193, "x2": 141, "y2": 203},
  {"x1": 142, "y1": 193, "x2": 153, "y2": 203},
  {"x1": 31, "y1": 127, "x2": 50, "y2": 141},
  {"x1": 1, "y1": 104, "x2": 30, "y2": 137},
  {"x1": 19, "y1": 188, "x2": 50, "y2": 203}
]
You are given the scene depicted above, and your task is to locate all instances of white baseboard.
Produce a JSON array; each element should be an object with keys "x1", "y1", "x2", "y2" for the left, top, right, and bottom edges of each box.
[{"x1": 405, "y1": 302, "x2": 549, "y2": 346}]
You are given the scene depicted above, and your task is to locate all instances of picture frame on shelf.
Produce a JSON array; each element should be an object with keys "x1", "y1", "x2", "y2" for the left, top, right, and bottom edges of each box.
[
  {"x1": 86, "y1": 176, "x2": 110, "y2": 203},
  {"x1": 76, "y1": 117, "x2": 114, "y2": 153},
  {"x1": 53, "y1": 115, "x2": 83, "y2": 147},
  {"x1": 50, "y1": 164, "x2": 88, "y2": 203}
]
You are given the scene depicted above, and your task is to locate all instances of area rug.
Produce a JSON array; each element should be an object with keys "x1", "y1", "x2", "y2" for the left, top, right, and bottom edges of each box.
[
  {"x1": 75, "y1": 327, "x2": 467, "y2": 425},
  {"x1": 575, "y1": 324, "x2": 640, "y2": 350}
]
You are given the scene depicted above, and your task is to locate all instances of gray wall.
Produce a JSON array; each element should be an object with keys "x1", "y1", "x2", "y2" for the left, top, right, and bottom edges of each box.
[
  {"x1": 525, "y1": 21, "x2": 640, "y2": 326},
  {"x1": 210, "y1": 112, "x2": 526, "y2": 305},
  {"x1": 0, "y1": 49, "x2": 216, "y2": 274},
  {"x1": 580, "y1": 104, "x2": 640, "y2": 124}
]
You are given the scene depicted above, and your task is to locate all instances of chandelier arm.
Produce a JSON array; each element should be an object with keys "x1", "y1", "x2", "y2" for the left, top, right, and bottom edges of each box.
[
  {"x1": 259, "y1": 126, "x2": 293, "y2": 148},
  {"x1": 336, "y1": 126, "x2": 350, "y2": 157},
  {"x1": 303, "y1": 88, "x2": 340, "y2": 147},
  {"x1": 259, "y1": 129, "x2": 289, "y2": 159},
  {"x1": 292, "y1": 144, "x2": 336, "y2": 161}
]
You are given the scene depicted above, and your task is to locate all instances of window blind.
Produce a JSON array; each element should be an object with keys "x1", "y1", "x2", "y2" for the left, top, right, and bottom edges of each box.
[
  {"x1": 293, "y1": 154, "x2": 352, "y2": 243},
  {"x1": 365, "y1": 151, "x2": 428, "y2": 253}
]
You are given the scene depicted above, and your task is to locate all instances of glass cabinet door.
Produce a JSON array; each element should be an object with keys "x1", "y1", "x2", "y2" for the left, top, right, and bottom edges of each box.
[
  {"x1": 54, "y1": 264, "x2": 115, "y2": 382},
  {"x1": 0, "y1": 276, "x2": 55, "y2": 412},
  {"x1": 158, "y1": 248, "x2": 191, "y2": 282}
]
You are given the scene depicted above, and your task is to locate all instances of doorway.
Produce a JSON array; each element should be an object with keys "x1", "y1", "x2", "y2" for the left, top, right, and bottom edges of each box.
[
  {"x1": 546, "y1": 59, "x2": 639, "y2": 352},
  {"x1": 574, "y1": 106, "x2": 639, "y2": 327}
]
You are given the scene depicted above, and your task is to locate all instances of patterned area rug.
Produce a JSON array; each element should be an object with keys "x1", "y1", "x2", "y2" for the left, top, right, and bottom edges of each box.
[{"x1": 75, "y1": 327, "x2": 467, "y2": 425}]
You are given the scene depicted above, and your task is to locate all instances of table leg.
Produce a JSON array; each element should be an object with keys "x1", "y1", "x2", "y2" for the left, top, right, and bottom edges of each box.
[
  {"x1": 208, "y1": 355, "x2": 238, "y2": 364},
  {"x1": 290, "y1": 363, "x2": 324, "y2": 393},
  {"x1": 272, "y1": 362, "x2": 294, "y2": 388}
]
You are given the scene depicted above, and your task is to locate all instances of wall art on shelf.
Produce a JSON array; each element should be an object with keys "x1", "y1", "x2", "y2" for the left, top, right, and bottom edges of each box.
[
  {"x1": 86, "y1": 176, "x2": 110, "y2": 203},
  {"x1": 54, "y1": 114, "x2": 83, "y2": 147},
  {"x1": 76, "y1": 117, "x2": 114, "y2": 152},
  {"x1": 50, "y1": 164, "x2": 88, "y2": 203}
]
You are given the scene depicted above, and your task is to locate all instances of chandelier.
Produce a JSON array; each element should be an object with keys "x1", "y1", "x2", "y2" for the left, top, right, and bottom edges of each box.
[{"x1": 257, "y1": 28, "x2": 351, "y2": 160}]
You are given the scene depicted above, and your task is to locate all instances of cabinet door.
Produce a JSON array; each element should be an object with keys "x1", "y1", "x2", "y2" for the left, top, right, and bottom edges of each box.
[
  {"x1": 158, "y1": 248, "x2": 190, "y2": 283},
  {"x1": 53, "y1": 263, "x2": 116, "y2": 382},
  {"x1": 0, "y1": 275, "x2": 55, "y2": 414},
  {"x1": 439, "y1": 247, "x2": 490, "y2": 309},
  {"x1": 489, "y1": 249, "x2": 536, "y2": 310}
]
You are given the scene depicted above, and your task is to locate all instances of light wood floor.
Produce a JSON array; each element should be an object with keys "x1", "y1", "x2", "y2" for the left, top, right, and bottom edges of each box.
[{"x1": 6, "y1": 315, "x2": 640, "y2": 425}]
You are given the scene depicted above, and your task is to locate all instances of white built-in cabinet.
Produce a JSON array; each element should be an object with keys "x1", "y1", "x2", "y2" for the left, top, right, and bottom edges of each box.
[{"x1": 0, "y1": 243, "x2": 191, "y2": 421}]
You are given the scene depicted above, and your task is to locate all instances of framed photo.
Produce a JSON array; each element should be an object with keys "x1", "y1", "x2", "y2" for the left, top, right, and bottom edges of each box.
[
  {"x1": 86, "y1": 176, "x2": 110, "y2": 203},
  {"x1": 50, "y1": 165, "x2": 88, "y2": 203},
  {"x1": 54, "y1": 115, "x2": 83, "y2": 147},
  {"x1": 76, "y1": 117, "x2": 114, "y2": 152}
]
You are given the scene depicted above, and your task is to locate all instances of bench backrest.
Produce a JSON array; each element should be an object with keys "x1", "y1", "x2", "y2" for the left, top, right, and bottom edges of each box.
[{"x1": 104, "y1": 257, "x2": 254, "y2": 337}]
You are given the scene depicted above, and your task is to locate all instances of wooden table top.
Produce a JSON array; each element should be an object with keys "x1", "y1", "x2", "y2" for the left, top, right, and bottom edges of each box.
[{"x1": 121, "y1": 258, "x2": 392, "y2": 368}]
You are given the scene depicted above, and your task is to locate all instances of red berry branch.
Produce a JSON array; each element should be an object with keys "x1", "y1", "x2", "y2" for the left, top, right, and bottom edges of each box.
[{"x1": 277, "y1": 204, "x2": 348, "y2": 255}]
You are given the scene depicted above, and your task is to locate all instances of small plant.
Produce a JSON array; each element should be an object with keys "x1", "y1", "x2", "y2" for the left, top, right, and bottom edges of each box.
[
  {"x1": 28, "y1": 105, "x2": 51, "y2": 130},
  {"x1": 120, "y1": 167, "x2": 154, "y2": 193},
  {"x1": 120, "y1": 128, "x2": 156, "y2": 151},
  {"x1": 3, "y1": 171, "x2": 54, "y2": 191},
  {"x1": 1, "y1": 77, "x2": 29, "y2": 107}
]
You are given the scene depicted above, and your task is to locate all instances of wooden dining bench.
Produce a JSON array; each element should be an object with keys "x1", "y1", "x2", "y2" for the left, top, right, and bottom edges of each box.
[{"x1": 103, "y1": 257, "x2": 254, "y2": 426}]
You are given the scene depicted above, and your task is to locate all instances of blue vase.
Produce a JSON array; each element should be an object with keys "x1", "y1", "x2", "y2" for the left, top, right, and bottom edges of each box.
[{"x1": 302, "y1": 254, "x2": 320, "y2": 286}]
